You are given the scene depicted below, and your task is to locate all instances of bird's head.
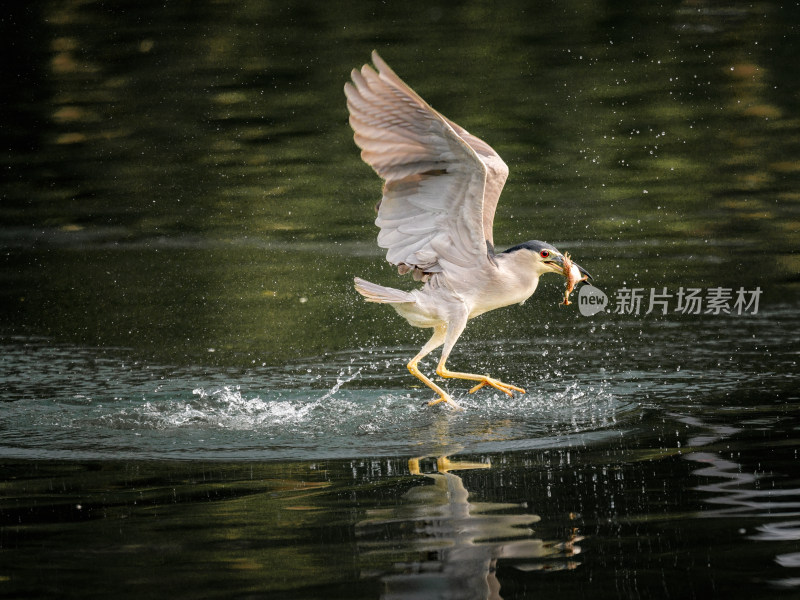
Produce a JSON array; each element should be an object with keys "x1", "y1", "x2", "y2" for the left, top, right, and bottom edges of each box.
[{"x1": 502, "y1": 240, "x2": 592, "y2": 280}]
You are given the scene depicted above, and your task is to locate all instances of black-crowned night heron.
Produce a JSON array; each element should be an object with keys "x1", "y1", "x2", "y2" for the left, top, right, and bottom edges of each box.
[{"x1": 346, "y1": 52, "x2": 590, "y2": 409}]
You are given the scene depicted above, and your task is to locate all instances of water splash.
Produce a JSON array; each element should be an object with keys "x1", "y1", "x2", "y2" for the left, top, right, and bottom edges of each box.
[
  {"x1": 0, "y1": 341, "x2": 639, "y2": 460},
  {"x1": 99, "y1": 367, "x2": 365, "y2": 433}
]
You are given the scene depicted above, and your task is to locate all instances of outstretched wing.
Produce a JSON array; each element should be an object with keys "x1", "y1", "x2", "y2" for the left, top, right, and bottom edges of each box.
[{"x1": 344, "y1": 51, "x2": 509, "y2": 279}]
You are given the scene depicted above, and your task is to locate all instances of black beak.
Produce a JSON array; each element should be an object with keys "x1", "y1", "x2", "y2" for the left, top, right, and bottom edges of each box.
[{"x1": 574, "y1": 261, "x2": 593, "y2": 281}]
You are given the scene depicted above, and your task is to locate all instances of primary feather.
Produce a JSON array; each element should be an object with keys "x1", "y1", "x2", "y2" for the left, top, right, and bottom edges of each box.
[{"x1": 344, "y1": 51, "x2": 509, "y2": 281}]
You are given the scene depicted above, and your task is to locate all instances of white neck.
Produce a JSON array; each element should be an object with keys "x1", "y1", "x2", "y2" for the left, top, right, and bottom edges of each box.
[
  {"x1": 494, "y1": 250, "x2": 544, "y2": 302},
  {"x1": 462, "y1": 251, "x2": 545, "y2": 318}
]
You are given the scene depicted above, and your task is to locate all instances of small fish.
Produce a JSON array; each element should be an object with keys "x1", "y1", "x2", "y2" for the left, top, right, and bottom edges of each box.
[{"x1": 562, "y1": 252, "x2": 587, "y2": 306}]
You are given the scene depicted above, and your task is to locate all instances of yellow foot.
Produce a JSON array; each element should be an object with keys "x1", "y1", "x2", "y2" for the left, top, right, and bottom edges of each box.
[
  {"x1": 437, "y1": 457, "x2": 491, "y2": 473},
  {"x1": 426, "y1": 395, "x2": 463, "y2": 410},
  {"x1": 468, "y1": 377, "x2": 526, "y2": 396}
]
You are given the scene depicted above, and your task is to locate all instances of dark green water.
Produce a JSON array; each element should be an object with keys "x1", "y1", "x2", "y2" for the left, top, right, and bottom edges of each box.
[{"x1": 2, "y1": 1, "x2": 799, "y2": 598}]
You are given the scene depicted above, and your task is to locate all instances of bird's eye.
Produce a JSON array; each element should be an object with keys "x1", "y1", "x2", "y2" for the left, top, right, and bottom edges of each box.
[{"x1": 540, "y1": 250, "x2": 550, "y2": 259}]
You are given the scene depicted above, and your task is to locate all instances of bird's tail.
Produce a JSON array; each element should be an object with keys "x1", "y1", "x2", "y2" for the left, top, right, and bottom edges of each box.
[{"x1": 354, "y1": 277, "x2": 415, "y2": 304}]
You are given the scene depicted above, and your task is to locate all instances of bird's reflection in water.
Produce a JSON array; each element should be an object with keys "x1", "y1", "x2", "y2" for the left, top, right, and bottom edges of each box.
[{"x1": 357, "y1": 456, "x2": 582, "y2": 600}]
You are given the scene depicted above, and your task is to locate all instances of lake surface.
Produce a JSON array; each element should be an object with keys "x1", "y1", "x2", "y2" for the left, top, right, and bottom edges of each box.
[{"x1": 1, "y1": 1, "x2": 799, "y2": 598}]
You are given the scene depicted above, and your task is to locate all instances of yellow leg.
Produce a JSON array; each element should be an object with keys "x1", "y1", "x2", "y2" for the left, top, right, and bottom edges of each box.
[
  {"x1": 436, "y1": 366, "x2": 526, "y2": 397},
  {"x1": 408, "y1": 360, "x2": 458, "y2": 406},
  {"x1": 407, "y1": 326, "x2": 462, "y2": 409},
  {"x1": 431, "y1": 314, "x2": 525, "y2": 399},
  {"x1": 408, "y1": 359, "x2": 462, "y2": 409}
]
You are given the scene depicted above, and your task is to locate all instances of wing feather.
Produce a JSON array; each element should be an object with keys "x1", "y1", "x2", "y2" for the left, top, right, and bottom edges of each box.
[{"x1": 345, "y1": 51, "x2": 509, "y2": 278}]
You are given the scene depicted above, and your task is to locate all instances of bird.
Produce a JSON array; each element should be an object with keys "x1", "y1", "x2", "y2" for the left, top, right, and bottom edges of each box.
[{"x1": 345, "y1": 51, "x2": 590, "y2": 409}]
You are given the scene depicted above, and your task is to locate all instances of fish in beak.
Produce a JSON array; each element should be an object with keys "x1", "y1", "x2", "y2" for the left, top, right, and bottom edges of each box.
[{"x1": 558, "y1": 252, "x2": 592, "y2": 305}]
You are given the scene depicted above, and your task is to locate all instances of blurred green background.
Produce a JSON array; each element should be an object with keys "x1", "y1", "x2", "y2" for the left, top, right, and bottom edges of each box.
[{"x1": 1, "y1": 0, "x2": 798, "y2": 365}]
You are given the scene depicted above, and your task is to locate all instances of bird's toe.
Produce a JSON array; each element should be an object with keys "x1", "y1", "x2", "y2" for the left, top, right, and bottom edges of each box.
[
  {"x1": 427, "y1": 396, "x2": 463, "y2": 410},
  {"x1": 469, "y1": 377, "x2": 525, "y2": 396}
]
